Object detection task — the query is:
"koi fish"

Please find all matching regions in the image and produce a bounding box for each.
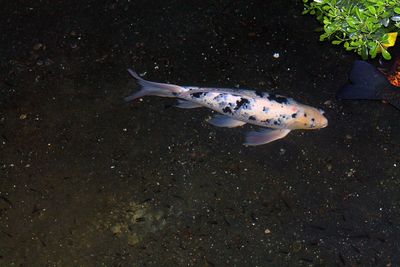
[380,56,400,87]
[125,69,328,146]
[337,60,400,110]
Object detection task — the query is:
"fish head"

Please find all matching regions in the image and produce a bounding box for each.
[288,105,328,130]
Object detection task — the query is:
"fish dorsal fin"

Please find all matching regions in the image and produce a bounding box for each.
[337,60,389,100]
[349,60,388,87]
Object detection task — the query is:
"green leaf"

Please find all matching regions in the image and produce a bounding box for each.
[302,0,399,60]
[381,48,392,60]
[361,47,368,59]
[369,43,378,58]
[355,8,364,20]
[367,6,376,15]
[346,17,357,28]
[380,33,389,44]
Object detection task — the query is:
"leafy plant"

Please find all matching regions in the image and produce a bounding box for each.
[303,0,400,60]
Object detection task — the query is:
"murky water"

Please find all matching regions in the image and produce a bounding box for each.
[1,0,400,266]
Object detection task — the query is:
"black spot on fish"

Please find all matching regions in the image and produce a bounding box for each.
[267,94,289,104]
[172,92,178,96]
[263,107,269,112]
[192,92,204,98]
[249,116,256,120]
[311,118,315,122]
[273,120,279,125]
[255,90,264,97]
[222,106,233,114]
[304,113,307,117]
[291,113,297,118]
[234,98,250,111]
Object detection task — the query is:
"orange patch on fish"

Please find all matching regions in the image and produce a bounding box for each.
[381,58,400,87]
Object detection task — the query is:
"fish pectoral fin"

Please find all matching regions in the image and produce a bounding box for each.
[207,115,246,128]
[175,99,203,109]
[244,128,291,146]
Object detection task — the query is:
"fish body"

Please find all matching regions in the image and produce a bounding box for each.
[337,60,400,110]
[381,57,400,87]
[125,69,328,146]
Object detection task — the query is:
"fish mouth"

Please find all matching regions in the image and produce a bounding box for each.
[321,119,328,128]
[318,117,328,128]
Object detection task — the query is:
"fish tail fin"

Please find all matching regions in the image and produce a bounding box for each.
[337,60,391,101]
[124,69,183,101]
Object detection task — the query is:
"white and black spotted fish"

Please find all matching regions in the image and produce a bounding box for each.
[125,69,328,146]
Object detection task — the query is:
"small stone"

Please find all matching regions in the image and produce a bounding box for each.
[44,58,54,66]
[110,224,122,235]
[324,100,332,106]
[19,114,27,120]
[273,52,280,58]
[127,233,140,246]
[293,241,302,252]
[264,229,271,234]
[346,168,356,177]
[326,163,332,171]
[33,43,43,50]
